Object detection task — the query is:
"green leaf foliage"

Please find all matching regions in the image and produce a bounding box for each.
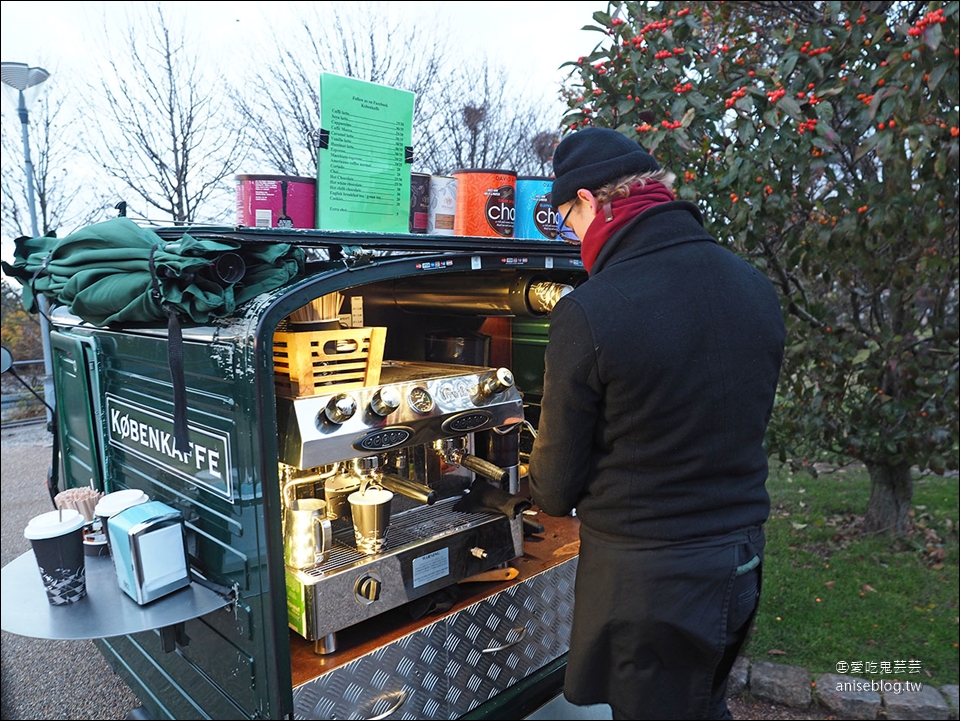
[561,2,959,477]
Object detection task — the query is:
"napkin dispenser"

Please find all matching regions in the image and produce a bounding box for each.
[108,500,190,605]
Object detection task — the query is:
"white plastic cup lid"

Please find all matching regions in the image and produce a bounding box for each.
[94,489,149,518]
[24,509,86,540]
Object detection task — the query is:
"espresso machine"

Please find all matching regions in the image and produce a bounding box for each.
[276,360,525,654]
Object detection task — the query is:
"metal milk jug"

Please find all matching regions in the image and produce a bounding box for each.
[283,498,333,569]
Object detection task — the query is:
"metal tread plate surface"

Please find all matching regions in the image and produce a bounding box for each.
[291,556,578,720]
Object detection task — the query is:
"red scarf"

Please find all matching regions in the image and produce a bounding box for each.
[580,181,676,273]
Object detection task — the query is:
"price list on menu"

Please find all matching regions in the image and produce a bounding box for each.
[317,73,415,232]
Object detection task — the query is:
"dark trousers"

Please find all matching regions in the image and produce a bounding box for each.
[566,526,764,720]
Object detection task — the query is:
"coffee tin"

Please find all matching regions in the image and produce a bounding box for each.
[236,175,316,229]
[427,175,457,235]
[452,169,516,237]
[514,176,556,240]
[409,173,430,234]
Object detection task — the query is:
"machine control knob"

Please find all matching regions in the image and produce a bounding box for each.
[370,386,401,417]
[470,547,489,559]
[357,575,382,601]
[324,393,357,424]
[476,368,515,402]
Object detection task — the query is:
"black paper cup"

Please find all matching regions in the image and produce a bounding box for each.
[24,509,87,605]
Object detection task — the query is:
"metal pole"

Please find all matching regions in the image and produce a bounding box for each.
[16,88,56,425]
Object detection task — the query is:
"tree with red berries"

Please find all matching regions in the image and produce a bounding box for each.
[560,1,959,536]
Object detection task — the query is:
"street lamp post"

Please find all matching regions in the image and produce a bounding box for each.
[1,62,55,425]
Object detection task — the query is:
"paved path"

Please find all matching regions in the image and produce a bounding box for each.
[0,423,139,720]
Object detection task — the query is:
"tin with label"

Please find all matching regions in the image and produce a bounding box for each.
[452,169,516,237]
[236,175,316,229]
[409,173,430,234]
[514,177,556,240]
[427,175,457,235]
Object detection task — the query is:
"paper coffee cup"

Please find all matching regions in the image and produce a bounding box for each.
[24,509,87,605]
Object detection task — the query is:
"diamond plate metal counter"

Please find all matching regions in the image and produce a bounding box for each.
[292,555,578,720]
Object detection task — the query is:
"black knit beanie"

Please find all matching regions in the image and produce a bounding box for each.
[551,127,660,208]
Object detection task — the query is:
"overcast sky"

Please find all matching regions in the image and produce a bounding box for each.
[1,1,606,259]
[1,1,606,96]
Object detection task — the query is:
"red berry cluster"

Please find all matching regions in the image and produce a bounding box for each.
[673,82,694,94]
[725,86,748,108]
[654,49,674,59]
[638,19,674,35]
[844,13,868,29]
[797,118,818,135]
[796,83,824,106]
[908,7,946,36]
[798,41,832,56]
[661,119,683,129]
[767,88,786,103]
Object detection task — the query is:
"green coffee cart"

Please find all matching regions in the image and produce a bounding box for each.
[7,225,588,720]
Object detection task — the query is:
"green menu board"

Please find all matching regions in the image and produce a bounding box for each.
[317,73,415,232]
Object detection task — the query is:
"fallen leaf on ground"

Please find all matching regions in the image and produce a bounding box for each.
[861,584,877,593]
[768,649,788,656]
[824,581,835,589]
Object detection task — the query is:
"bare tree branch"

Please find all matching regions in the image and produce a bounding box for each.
[230,2,449,177]
[229,2,563,179]
[2,87,100,245]
[77,3,247,223]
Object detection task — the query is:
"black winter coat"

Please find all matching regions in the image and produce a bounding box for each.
[529,201,785,543]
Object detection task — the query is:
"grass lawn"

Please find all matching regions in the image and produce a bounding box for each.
[744,462,959,687]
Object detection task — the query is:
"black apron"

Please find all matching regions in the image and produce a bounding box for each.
[564,524,764,720]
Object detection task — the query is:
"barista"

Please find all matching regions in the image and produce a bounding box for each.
[528,127,785,720]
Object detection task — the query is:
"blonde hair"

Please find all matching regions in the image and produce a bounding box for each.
[593,169,677,205]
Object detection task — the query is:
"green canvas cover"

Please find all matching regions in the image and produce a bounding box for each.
[1,217,304,326]
[2,217,305,454]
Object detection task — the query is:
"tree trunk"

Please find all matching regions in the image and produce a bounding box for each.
[864,461,913,536]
